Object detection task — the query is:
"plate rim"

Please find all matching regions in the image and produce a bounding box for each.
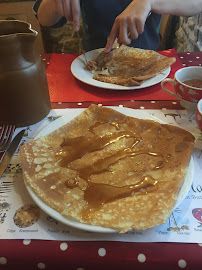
[26,107,194,233]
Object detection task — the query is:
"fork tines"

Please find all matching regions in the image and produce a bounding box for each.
[82,49,88,65]
[95,50,106,64]
[0,125,16,152]
[95,44,121,64]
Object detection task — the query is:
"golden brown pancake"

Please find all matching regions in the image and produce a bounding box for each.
[86,45,176,86]
[20,105,195,232]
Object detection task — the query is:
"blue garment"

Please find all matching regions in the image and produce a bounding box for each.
[33,0,161,51]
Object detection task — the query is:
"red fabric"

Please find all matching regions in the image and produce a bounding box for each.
[46,49,182,103]
[177,51,202,67]
[1,240,202,270]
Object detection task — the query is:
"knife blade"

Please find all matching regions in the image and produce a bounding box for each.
[0,129,25,178]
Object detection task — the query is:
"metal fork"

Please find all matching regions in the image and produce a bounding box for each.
[0,125,16,152]
[95,11,152,64]
[75,30,88,65]
[95,45,120,64]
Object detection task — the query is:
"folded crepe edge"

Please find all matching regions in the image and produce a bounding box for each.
[85,46,176,86]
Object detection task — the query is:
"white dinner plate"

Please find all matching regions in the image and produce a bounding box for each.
[26,107,194,233]
[71,48,171,90]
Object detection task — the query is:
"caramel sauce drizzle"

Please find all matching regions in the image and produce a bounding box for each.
[56,123,141,166]
[55,120,167,215]
[83,176,157,210]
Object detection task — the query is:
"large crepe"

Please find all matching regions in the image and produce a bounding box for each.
[86,45,176,86]
[20,105,195,233]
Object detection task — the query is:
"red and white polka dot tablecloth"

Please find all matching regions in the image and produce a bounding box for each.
[0,51,202,270]
[1,240,202,270]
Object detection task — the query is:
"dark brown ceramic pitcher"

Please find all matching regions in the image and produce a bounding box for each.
[0,20,51,127]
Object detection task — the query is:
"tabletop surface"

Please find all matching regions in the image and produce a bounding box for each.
[0,50,202,270]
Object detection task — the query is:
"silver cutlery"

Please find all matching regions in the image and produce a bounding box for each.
[0,129,25,178]
[75,30,88,64]
[95,11,152,64]
[0,125,15,152]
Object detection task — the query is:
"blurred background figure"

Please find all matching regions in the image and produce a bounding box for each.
[175,14,202,52]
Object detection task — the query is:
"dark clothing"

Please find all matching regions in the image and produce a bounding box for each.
[33,0,161,51]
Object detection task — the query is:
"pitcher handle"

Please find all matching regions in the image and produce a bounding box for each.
[161,78,177,98]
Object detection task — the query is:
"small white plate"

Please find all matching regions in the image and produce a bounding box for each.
[71,48,171,90]
[26,107,194,233]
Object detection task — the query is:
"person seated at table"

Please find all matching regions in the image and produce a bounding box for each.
[33,0,202,53]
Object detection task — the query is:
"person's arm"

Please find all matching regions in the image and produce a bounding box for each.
[105,0,202,52]
[37,0,81,31]
[151,0,202,16]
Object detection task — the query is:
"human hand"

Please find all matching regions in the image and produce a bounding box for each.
[105,0,152,52]
[55,0,81,31]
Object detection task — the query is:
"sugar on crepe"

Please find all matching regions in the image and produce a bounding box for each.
[20,105,194,233]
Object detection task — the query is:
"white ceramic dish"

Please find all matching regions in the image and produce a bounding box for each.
[26,107,194,233]
[71,48,171,90]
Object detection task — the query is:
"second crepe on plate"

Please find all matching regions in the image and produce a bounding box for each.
[86,45,176,86]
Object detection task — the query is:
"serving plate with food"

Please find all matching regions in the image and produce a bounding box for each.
[71,46,175,90]
[20,105,195,233]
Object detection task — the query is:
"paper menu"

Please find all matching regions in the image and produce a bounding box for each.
[0,108,201,243]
